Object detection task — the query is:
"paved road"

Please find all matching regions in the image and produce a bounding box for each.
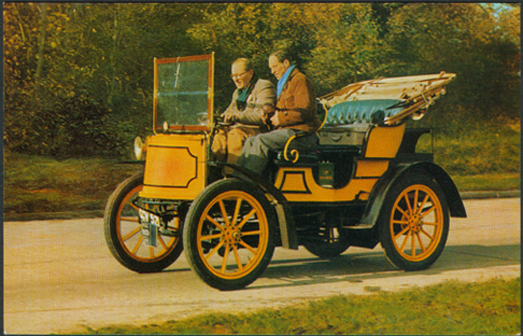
[4,198,520,334]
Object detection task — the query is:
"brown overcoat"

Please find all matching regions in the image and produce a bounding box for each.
[275,68,321,133]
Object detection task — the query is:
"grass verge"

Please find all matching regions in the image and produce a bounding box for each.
[452,174,520,192]
[71,277,520,335]
[4,153,143,215]
[417,120,520,177]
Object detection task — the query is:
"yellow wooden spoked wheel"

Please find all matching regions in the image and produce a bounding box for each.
[104,172,183,273]
[379,173,449,271]
[390,185,444,261]
[184,179,276,290]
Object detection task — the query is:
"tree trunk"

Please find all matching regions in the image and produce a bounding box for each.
[35,3,47,92]
[108,4,120,109]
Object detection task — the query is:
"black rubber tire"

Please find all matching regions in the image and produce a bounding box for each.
[303,226,350,259]
[183,178,276,290]
[378,172,449,271]
[104,172,183,273]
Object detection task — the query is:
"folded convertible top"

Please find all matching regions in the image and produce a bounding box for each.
[319,72,456,125]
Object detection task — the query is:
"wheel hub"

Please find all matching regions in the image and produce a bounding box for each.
[408,214,423,233]
[232,231,242,241]
[222,225,241,244]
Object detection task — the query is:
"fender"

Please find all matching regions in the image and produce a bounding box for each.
[211,162,299,250]
[358,162,467,229]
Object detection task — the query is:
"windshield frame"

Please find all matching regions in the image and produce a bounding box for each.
[153,53,214,133]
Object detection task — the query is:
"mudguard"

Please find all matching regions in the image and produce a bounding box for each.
[211,162,299,250]
[358,162,467,229]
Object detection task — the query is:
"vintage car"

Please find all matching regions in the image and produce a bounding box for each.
[104,53,467,290]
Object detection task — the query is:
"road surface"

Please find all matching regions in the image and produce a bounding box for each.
[4,198,520,334]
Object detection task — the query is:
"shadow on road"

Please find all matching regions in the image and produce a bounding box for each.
[249,244,520,290]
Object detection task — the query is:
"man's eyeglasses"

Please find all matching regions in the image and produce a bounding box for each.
[230,71,247,79]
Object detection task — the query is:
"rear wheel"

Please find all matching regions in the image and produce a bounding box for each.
[379,172,449,271]
[183,179,276,290]
[104,172,183,273]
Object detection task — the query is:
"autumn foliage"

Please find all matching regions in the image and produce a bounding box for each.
[4,3,520,157]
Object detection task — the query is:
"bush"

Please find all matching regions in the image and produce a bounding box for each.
[5,96,136,158]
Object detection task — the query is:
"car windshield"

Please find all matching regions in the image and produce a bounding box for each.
[154,54,214,131]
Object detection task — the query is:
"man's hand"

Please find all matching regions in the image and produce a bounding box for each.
[262,104,276,126]
[221,112,237,124]
[270,111,281,128]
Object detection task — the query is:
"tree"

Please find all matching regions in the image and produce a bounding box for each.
[4,3,208,156]
[4,3,520,158]
[302,3,389,95]
[382,3,520,121]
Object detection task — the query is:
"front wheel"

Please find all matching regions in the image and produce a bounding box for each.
[378,172,449,271]
[104,172,183,273]
[183,179,276,290]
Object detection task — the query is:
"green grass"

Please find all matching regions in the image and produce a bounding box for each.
[453,173,520,192]
[71,277,520,335]
[417,121,520,176]
[3,153,143,215]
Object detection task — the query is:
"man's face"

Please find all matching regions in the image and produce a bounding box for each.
[269,56,290,80]
[231,62,253,89]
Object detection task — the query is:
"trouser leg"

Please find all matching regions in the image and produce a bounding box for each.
[236,134,275,175]
[237,128,318,176]
[227,127,259,165]
[210,127,228,162]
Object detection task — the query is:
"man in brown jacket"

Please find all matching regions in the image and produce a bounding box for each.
[235,49,321,176]
[212,58,276,166]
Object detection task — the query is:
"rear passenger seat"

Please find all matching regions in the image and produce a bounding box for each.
[318,99,405,146]
[274,99,407,166]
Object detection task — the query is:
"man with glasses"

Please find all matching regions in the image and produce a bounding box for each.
[211,58,276,167]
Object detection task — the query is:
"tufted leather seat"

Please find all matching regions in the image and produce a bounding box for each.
[274,99,406,166]
[324,99,405,125]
